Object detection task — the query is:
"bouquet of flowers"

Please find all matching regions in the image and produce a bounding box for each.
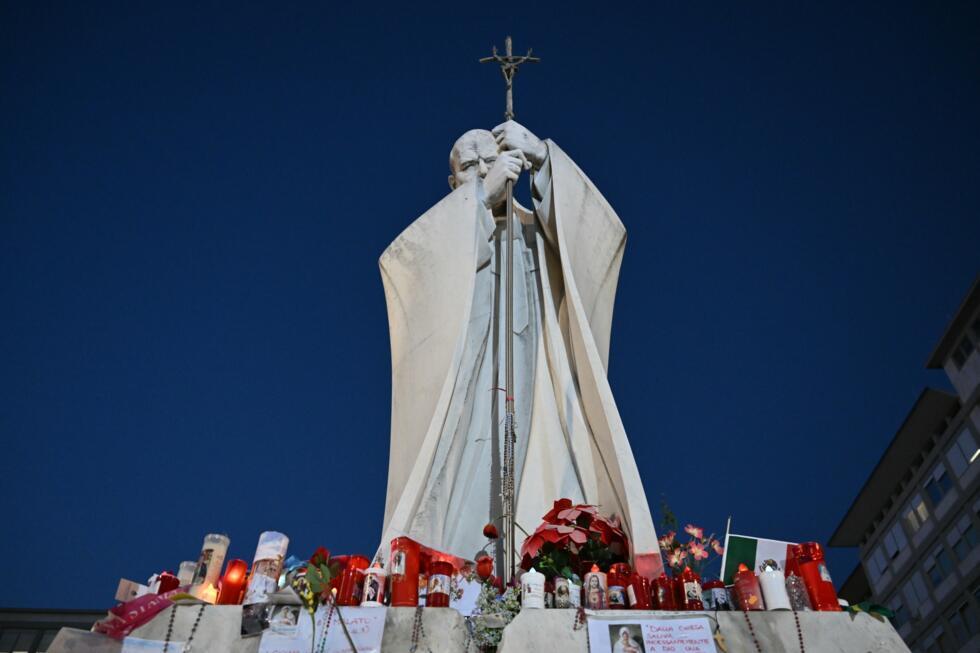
[658,524,724,575]
[520,498,630,577]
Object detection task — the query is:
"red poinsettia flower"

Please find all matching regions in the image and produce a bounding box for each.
[310,546,330,567]
[483,523,499,539]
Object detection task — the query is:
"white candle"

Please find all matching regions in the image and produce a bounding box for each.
[190,533,229,600]
[759,568,791,610]
[177,561,197,586]
[243,531,289,605]
[521,567,545,609]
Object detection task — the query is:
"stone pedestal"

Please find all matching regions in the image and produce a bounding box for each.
[498,609,911,653]
[49,606,908,652]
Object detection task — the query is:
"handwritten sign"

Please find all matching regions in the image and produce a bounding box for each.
[586,616,717,653]
[259,605,386,653]
[121,636,184,653]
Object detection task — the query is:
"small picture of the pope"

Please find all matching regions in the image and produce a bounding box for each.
[608,625,644,653]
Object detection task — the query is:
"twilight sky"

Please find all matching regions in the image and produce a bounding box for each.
[1,1,978,608]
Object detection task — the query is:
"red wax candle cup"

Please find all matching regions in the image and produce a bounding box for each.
[627,573,653,609]
[426,560,453,608]
[156,571,180,595]
[390,537,421,607]
[336,556,370,606]
[674,567,703,611]
[733,564,764,611]
[794,543,841,611]
[607,563,630,609]
[216,559,248,605]
[652,573,675,610]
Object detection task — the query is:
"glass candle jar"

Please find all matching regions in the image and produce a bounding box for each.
[337,556,371,606]
[584,565,608,609]
[389,537,420,607]
[607,563,630,610]
[243,531,289,605]
[733,564,764,611]
[652,573,675,610]
[627,573,653,609]
[191,533,230,600]
[674,567,703,611]
[426,561,454,608]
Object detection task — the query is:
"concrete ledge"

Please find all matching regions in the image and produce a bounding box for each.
[49,605,908,652]
[498,609,911,653]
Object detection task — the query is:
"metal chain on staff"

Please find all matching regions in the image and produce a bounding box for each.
[480,35,539,585]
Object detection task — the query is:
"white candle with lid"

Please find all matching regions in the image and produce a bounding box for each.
[758,559,791,610]
[521,567,545,609]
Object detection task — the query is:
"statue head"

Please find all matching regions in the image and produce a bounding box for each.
[448,129,498,190]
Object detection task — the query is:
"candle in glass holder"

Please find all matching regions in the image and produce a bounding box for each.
[389,537,420,607]
[425,560,453,608]
[627,573,653,609]
[607,563,630,609]
[520,568,545,609]
[191,533,230,599]
[361,558,387,607]
[337,556,370,606]
[217,559,248,605]
[733,564,764,610]
[177,561,197,587]
[758,560,791,610]
[243,531,289,605]
[584,565,607,609]
[674,566,703,611]
[652,573,675,610]
[156,572,180,595]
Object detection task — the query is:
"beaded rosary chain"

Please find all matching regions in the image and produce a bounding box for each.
[742,607,806,653]
[162,604,205,653]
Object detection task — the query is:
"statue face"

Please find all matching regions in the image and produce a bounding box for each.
[449,129,498,189]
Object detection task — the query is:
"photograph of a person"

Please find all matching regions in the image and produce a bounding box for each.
[608,625,645,653]
[364,575,381,602]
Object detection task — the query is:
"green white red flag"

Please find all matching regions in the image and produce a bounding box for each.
[720,533,796,585]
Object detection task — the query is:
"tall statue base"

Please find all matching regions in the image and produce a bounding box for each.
[49,606,909,652]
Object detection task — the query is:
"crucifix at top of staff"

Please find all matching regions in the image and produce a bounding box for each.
[480,36,539,585]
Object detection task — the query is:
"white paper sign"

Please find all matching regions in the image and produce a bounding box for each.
[121,637,185,653]
[258,605,386,653]
[450,578,483,616]
[586,616,717,653]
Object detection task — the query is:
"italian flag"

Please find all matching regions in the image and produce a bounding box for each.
[721,533,796,585]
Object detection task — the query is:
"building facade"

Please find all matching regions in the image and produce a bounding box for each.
[831,278,980,653]
[0,609,102,653]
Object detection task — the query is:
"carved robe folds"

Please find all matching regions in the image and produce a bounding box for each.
[378,140,661,574]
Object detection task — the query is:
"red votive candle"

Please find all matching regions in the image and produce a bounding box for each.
[389,537,421,607]
[426,560,453,608]
[674,567,704,611]
[336,555,370,606]
[627,573,653,609]
[795,543,841,612]
[652,573,675,610]
[216,559,248,605]
[733,564,764,611]
[156,571,180,595]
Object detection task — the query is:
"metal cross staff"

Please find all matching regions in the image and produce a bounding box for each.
[480,36,539,584]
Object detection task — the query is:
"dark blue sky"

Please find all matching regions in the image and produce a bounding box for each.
[2,2,978,608]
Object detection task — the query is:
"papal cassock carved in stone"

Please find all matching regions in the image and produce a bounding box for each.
[378,121,660,572]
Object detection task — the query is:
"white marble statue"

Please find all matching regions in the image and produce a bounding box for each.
[378,121,661,574]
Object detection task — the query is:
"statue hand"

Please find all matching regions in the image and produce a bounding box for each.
[483,149,528,210]
[493,120,547,169]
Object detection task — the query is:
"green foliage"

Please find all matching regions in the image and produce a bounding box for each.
[305,562,340,596]
[659,495,678,533]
